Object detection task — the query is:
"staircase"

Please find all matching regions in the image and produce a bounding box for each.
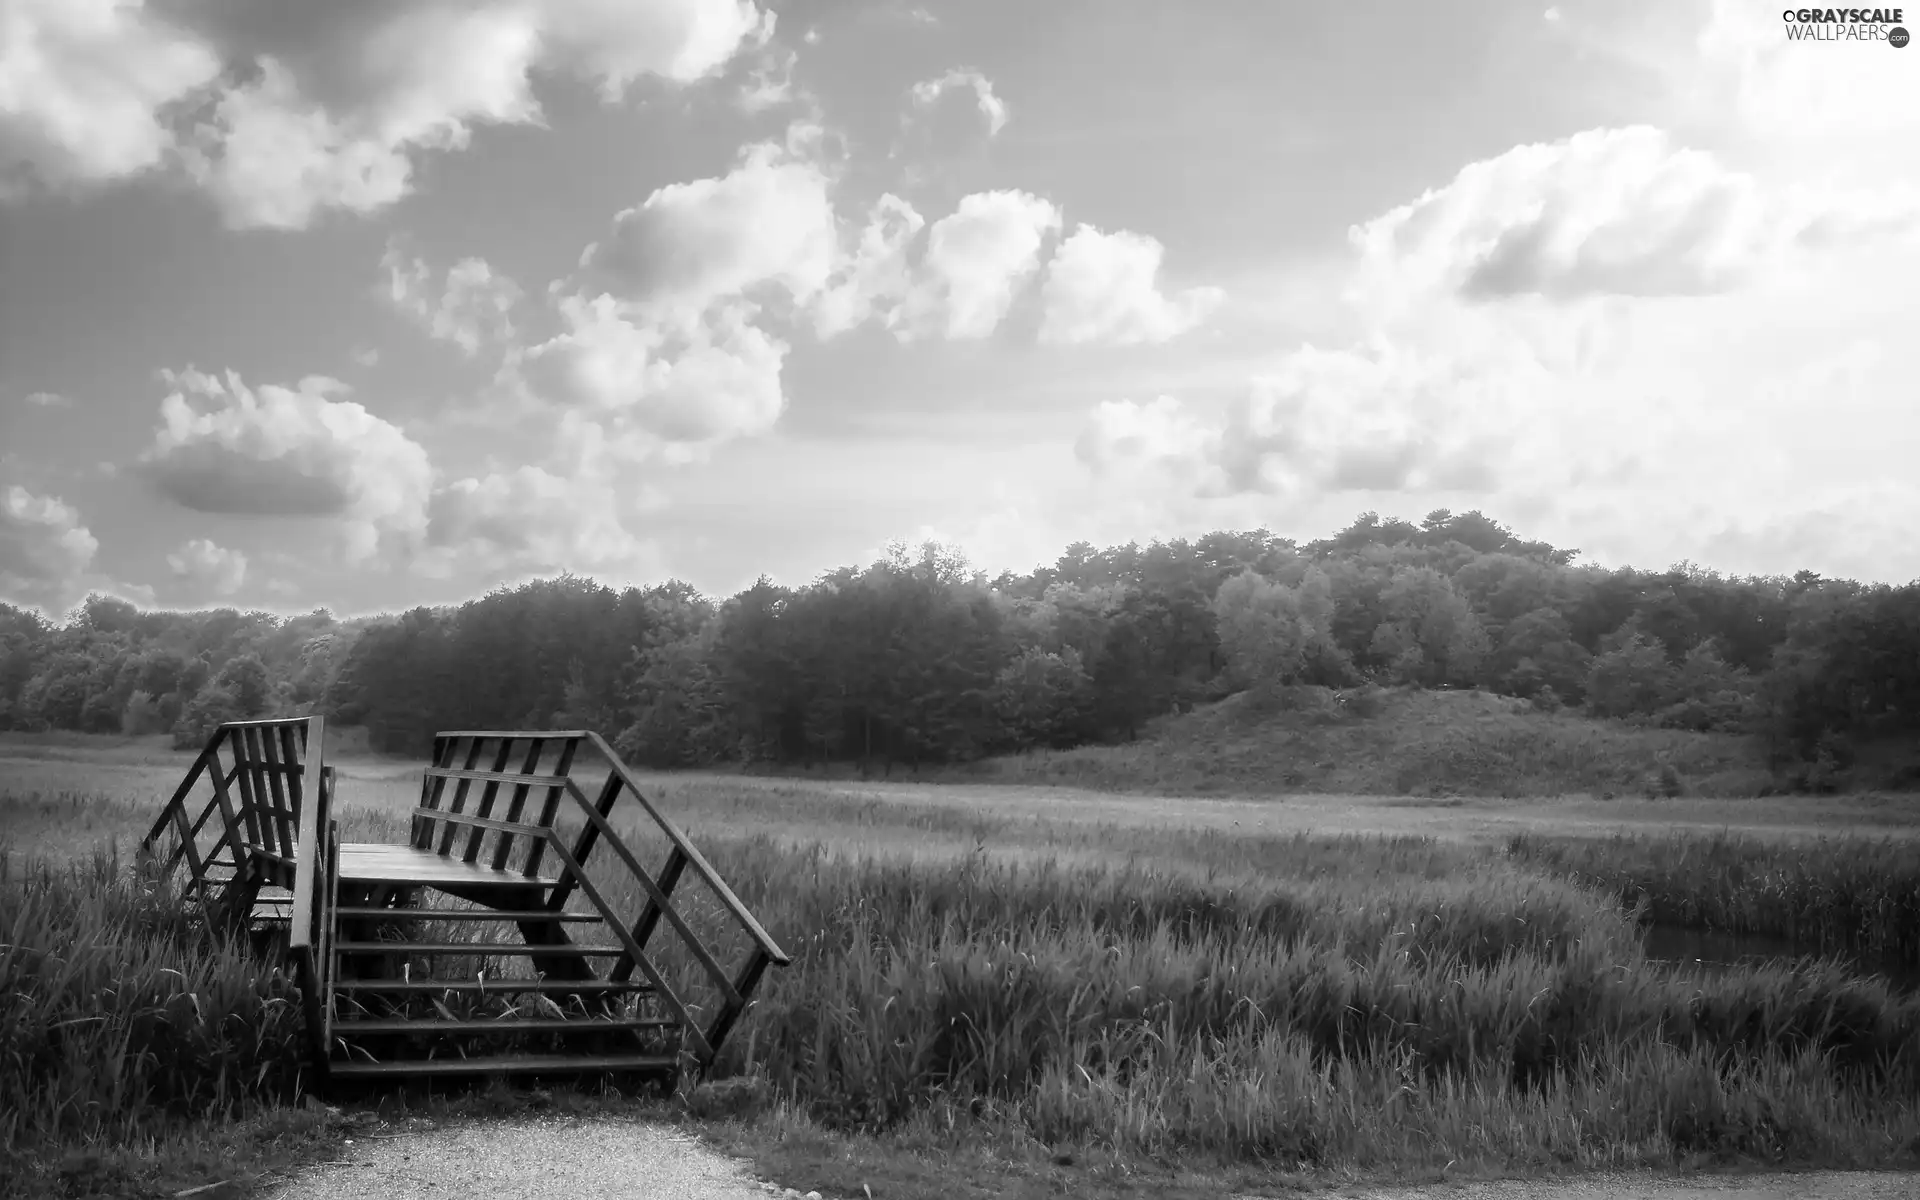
[142,719,789,1091]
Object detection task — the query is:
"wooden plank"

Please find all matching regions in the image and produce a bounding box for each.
[459,736,522,864]
[614,846,687,982]
[331,1017,676,1036]
[521,739,579,880]
[142,738,218,850]
[585,733,790,967]
[497,736,572,872]
[428,735,487,854]
[257,726,295,862]
[540,834,713,1061]
[436,729,592,740]
[333,906,598,923]
[559,779,740,1009]
[332,941,628,956]
[289,715,327,956]
[229,729,267,865]
[422,766,576,789]
[336,844,559,889]
[545,771,619,913]
[331,978,654,996]
[327,1054,677,1079]
[703,948,772,1064]
[408,808,549,839]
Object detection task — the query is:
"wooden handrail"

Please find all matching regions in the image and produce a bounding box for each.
[584,733,791,967]
[288,715,328,956]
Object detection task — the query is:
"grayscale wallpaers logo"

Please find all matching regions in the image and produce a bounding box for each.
[1781,7,1909,42]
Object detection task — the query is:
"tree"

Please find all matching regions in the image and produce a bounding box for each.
[1584,632,1677,719]
[1368,567,1490,686]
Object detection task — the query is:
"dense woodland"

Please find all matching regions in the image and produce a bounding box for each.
[2,510,1916,785]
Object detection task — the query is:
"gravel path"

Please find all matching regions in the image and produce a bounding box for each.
[259,1117,1918,1200]
[261,1117,782,1200]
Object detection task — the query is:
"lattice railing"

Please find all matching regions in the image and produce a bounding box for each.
[411,730,791,1068]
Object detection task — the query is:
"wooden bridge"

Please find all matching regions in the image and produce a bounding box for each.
[139,716,789,1091]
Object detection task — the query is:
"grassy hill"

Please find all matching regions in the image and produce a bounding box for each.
[968,686,1790,799]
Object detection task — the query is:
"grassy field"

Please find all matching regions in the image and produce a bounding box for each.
[4,729,1920,1197]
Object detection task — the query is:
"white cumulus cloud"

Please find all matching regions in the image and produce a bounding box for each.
[0,484,99,613]
[1040,224,1223,346]
[383,241,523,356]
[4,0,773,226]
[139,367,433,563]
[576,139,837,323]
[899,189,1060,340]
[522,294,788,462]
[909,68,1007,136]
[0,0,221,195]
[1351,125,1920,311]
[166,537,247,595]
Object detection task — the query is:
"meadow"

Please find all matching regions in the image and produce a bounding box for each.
[4,730,1920,1196]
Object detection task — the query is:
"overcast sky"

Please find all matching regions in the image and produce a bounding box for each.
[1,0,1916,619]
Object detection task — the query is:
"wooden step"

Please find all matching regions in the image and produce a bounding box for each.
[327,1053,678,1079]
[334,941,626,956]
[331,979,654,996]
[335,907,598,923]
[331,1016,677,1036]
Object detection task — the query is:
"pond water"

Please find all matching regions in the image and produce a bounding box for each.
[1642,924,1920,993]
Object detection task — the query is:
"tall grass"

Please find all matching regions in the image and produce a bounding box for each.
[674,833,1920,1167]
[0,847,308,1150]
[1506,831,1920,967]
[7,797,1920,1175]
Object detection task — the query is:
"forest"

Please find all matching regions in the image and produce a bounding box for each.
[2,509,1916,787]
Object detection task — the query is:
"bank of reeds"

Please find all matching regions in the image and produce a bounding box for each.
[6,827,1919,1175]
[1505,830,1920,967]
[0,847,308,1151]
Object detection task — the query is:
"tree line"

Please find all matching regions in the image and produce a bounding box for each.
[2,510,1915,785]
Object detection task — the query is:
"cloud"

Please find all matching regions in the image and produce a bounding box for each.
[1039,224,1224,346]
[1350,125,1920,311]
[0,484,99,612]
[423,413,662,581]
[899,189,1060,340]
[736,44,798,114]
[0,0,221,195]
[166,537,247,595]
[1699,480,1920,585]
[576,139,836,322]
[138,367,433,562]
[521,293,787,461]
[22,391,70,406]
[813,192,925,338]
[382,240,522,356]
[1074,396,1223,490]
[6,0,774,226]
[909,68,1008,137]
[1076,339,1551,503]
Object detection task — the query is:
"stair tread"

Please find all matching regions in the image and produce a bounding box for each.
[334,941,626,956]
[328,1053,679,1078]
[332,979,654,994]
[334,907,598,922]
[331,1016,677,1035]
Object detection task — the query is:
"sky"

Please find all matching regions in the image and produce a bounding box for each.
[1,0,1917,620]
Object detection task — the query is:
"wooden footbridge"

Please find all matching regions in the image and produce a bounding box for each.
[139,716,789,1092]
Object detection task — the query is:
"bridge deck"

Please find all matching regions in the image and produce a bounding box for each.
[337,843,560,890]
